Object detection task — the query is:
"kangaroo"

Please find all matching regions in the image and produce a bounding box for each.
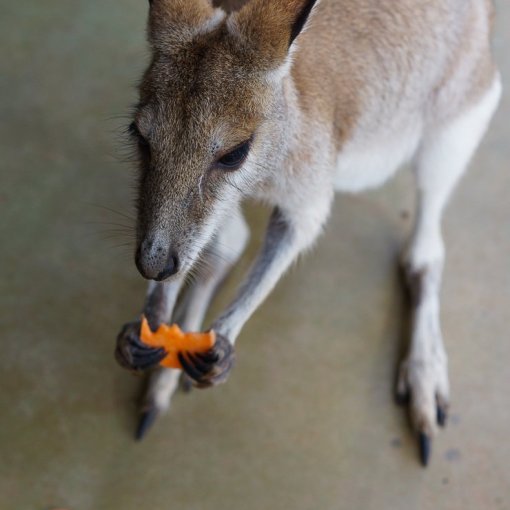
[115,0,501,465]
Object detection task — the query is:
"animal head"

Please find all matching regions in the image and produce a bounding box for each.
[130,0,319,281]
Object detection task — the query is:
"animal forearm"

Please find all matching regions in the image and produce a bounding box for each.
[143,280,183,330]
[212,207,315,342]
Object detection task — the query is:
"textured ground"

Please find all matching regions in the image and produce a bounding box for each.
[1,1,509,509]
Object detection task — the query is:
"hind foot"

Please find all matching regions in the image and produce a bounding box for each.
[396,354,450,465]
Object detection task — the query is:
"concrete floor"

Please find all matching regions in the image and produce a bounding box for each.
[1,1,509,509]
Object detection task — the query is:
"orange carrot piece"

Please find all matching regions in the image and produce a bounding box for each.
[139,315,216,369]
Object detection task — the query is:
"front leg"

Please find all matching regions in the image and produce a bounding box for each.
[180,200,332,387]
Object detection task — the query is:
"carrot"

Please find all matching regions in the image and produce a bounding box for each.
[139,315,216,369]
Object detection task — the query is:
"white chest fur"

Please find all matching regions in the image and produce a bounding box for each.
[334,122,423,193]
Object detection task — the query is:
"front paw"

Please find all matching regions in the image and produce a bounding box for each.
[115,320,166,372]
[177,333,235,388]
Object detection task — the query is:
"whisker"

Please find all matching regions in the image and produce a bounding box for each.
[83,203,136,222]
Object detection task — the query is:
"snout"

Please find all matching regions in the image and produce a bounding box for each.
[135,236,180,281]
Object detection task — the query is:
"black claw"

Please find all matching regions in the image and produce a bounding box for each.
[132,348,166,370]
[437,406,447,427]
[395,391,410,406]
[136,407,159,441]
[187,352,211,374]
[195,350,220,364]
[180,373,193,393]
[129,344,164,356]
[419,432,431,467]
[178,352,204,382]
[128,335,149,347]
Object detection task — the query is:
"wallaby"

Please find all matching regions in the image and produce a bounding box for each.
[115,0,501,465]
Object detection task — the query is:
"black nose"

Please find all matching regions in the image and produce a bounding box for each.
[135,237,180,281]
[154,254,179,281]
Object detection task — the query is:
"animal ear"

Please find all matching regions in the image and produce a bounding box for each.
[228,0,320,64]
[148,0,220,50]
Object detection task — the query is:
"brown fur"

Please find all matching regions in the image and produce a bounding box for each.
[131,0,497,283]
[213,0,247,12]
[120,0,500,455]
[291,0,497,147]
[134,0,321,273]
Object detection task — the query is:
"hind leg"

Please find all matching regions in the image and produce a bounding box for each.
[397,76,501,465]
[137,210,250,438]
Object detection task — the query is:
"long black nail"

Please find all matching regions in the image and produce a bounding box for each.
[419,432,431,467]
[136,407,158,441]
[178,352,204,382]
[187,352,210,374]
[180,374,194,393]
[195,350,220,364]
[130,344,165,356]
[437,406,447,427]
[133,349,166,369]
[395,391,410,406]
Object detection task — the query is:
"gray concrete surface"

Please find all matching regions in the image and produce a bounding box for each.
[0,1,509,509]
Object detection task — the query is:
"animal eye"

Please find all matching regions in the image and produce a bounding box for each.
[216,139,251,170]
[128,121,150,148]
